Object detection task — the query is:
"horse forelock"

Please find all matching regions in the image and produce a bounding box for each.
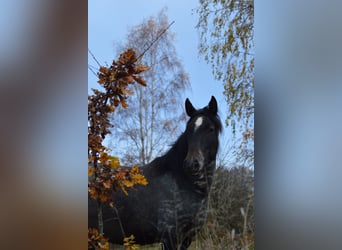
[187,108,222,134]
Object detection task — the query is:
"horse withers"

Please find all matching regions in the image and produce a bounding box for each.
[88,96,222,250]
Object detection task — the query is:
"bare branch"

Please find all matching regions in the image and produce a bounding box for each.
[137,21,175,61]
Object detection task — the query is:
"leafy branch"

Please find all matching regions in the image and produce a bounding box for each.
[88,49,149,249]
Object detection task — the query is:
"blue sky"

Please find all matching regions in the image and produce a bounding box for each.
[88,0,234,164]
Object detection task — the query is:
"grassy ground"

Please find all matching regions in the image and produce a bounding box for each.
[110,240,248,250]
[110,242,198,250]
[110,237,254,250]
[110,243,163,250]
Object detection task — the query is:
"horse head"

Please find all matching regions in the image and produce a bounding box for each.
[183,96,222,192]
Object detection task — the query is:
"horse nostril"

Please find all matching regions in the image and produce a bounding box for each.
[184,159,200,171]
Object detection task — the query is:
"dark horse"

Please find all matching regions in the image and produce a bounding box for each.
[89,96,222,250]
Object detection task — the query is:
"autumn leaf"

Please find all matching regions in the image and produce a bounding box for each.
[108,156,120,168]
[119,49,137,64]
[100,194,108,203]
[88,167,96,177]
[133,76,147,86]
[98,76,106,84]
[123,235,140,250]
[135,64,150,74]
[114,98,120,107]
[124,75,134,84]
[121,187,129,196]
[133,173,148,186]
[122,88,134,95]
[88,228,110,250]
[103,180,111,189]
[88,156,95,163]
[88,228,99,240]
[130,166,139,174]
[123,179,134,188]
[121,99,129,108]
[98,241,109,250]
[89,187,98,199]
[108,105,115,113]
[109,74,115,82]
[99,66,109,74]
[99,152,110,164]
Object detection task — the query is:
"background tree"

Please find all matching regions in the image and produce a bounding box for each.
[196,0,254,166]
[195,2,254,247]
[110,8,190,165]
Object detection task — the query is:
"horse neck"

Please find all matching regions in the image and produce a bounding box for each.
[163,132,188,170]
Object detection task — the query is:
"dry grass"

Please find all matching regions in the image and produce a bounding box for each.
[109,166,254,250]
[188,230,254,250]
[187,166,254,250]
[110,243,163,250]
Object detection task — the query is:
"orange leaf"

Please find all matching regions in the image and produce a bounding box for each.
[121,99,128,108]
[122,88,134,95]
[131,166,139,174]
[133,76,147,86]
[103,180,111,189]
[88,167,96,177]
[114,98,120,107]
[133,173,148,186]
[98,241,109,249]
[97,77,106,84]
[100,194,108,202]
[121,187,128,196]
[109,74,115,82]
[99,66,109,74]
[88,156,95,163]
[135,64,150,74]
[124,76,134,84]
[108,105,115,113]
[119,49,137,64]
[123,179,134,188]
[108,156,120,168]
[99,152,109,164]
[89,187,98,199]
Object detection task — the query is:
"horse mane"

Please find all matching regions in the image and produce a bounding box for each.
[144,132,187,177]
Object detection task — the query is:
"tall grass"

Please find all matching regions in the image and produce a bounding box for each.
[189,166,254,250]
[110,166,254,250]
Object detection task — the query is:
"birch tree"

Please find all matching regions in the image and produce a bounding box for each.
[110,8,190,165]
[196,0,254,166]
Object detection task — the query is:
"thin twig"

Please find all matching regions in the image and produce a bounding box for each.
[111,206,127,239]
[137,21,175,61]
[88,65,98,77]
[88,48,102,67]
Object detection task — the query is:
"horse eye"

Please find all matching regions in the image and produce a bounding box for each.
[209,126,215,133]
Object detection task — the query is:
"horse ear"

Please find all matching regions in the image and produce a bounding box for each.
[185,98,196,116]
[208,96,218,114]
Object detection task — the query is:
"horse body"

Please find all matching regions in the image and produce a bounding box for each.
[89,96,222,250]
